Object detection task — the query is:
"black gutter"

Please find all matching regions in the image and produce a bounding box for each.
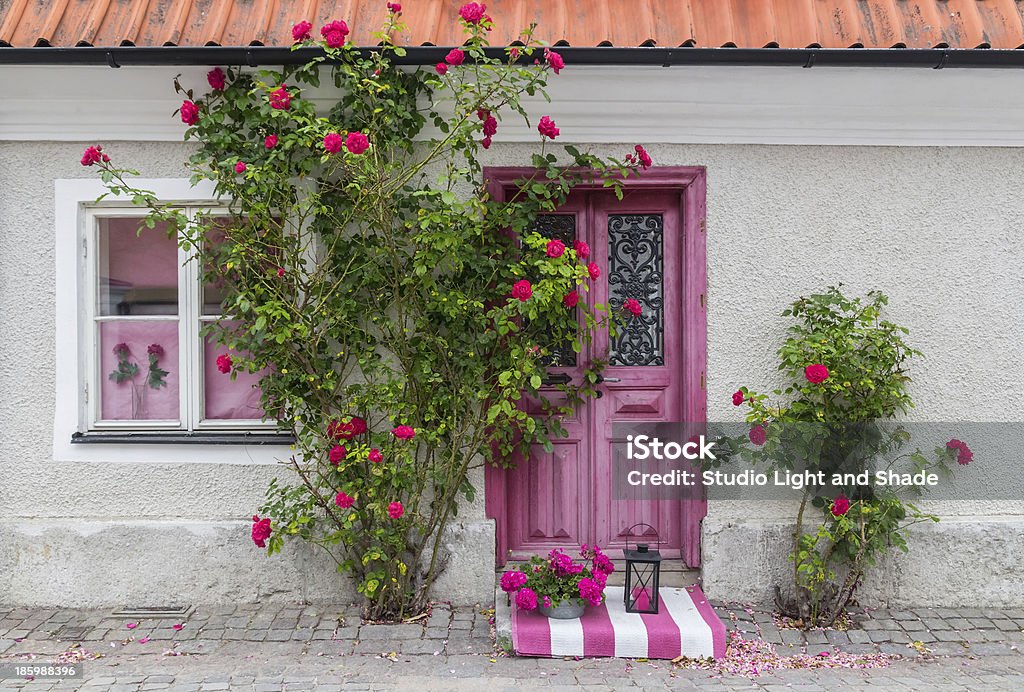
[1,45,1024,68]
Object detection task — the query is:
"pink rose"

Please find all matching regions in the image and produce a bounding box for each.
[946,439,974,465]
[445,49,465,66]
[573,240,590,259]
[388,501,404,519]
[435,63,449,75]
[804,364,830,384]
[515,587,538,611]
[634,144,652,169]
[216,354,233,374]
[80,145,109,166]
[329,445,346,465]
[587,262,600,280]
[269,85,291,110]
[321,20,350,48]
[147,343,164,357]
[732,390,744,406]
[392,425,415,440]
[563,290,579,308]
[328,417,366,440]
[323,132,343,154]
[264,134,278,149]
[546,239,565,258]
[459,2,487,24]
[251,515,271,548]
[346,131,370,155]
[511,279,532,301]
[277,267,285,277]
[748,424,767,446]
[481,137,492,149]
[537,115,560,139]
[545,49,565,74]
[387,2,402,12]
[335,492,355,509]
[830,492,851,517]
[234,161,247,174]
[207,67,226,91]
[623,298,642,317]
[292,21,313,42]
[113,342,130,356]
[368,448,383,463]
[180,100,199,125]
[478,109,498,137]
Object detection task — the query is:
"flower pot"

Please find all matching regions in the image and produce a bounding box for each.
[538,599,585,619]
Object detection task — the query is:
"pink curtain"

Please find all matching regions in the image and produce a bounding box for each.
[99,217,178,316]
[203,333,265,420]
[99,321,180,421]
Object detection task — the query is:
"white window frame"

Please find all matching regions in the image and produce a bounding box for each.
[54,178,286,464]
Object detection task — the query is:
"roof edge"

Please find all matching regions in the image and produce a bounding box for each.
[1,45,1023,69]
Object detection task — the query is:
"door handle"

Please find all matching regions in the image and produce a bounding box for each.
[595,375,621,384]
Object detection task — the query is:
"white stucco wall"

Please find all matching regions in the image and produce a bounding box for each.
[2,67,1023,608]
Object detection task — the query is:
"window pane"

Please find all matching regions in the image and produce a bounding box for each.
[203,332,265,420]
[99,321,180,421]
[534,214,578,367]
[608,214,665,366]
[98,217,178,316]
[201,217,235,316]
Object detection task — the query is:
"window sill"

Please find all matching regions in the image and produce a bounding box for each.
[71,430,295,445]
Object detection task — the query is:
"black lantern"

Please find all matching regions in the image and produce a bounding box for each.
[623,523,662,614]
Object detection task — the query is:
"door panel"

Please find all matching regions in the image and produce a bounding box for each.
[591,190,685,558]
[497,186,693,562]
[505,195,590,558]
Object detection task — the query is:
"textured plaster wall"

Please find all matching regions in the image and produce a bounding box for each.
[0,141,491,606]
[1,140,1022,607]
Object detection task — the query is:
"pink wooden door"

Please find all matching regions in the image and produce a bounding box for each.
[486,169,707,567]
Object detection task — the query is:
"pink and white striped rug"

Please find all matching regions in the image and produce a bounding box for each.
[511,585,726,660]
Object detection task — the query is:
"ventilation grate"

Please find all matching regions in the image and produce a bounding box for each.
[110,605,193,618]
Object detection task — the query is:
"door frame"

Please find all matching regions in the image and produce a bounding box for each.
[482,166,708,568]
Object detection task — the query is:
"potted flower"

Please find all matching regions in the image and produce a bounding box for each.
[501,545,614,619]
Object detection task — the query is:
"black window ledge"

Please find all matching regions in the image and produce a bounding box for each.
[71,430,295,445]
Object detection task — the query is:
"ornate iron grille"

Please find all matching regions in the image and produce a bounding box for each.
[533,214,578,367]
[608,214,664,366]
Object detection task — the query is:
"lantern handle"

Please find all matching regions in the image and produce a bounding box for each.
[624,523,660,552]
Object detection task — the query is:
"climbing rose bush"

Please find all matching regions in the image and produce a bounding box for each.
[715,287,971,628]
[87,5,648,619]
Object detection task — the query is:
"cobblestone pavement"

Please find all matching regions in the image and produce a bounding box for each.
[0,601,1021,690]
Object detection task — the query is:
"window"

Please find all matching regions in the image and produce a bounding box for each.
[85,207,270,433]
[53,179,288,462]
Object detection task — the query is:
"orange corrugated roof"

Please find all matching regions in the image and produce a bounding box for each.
[2,0,1024,50]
